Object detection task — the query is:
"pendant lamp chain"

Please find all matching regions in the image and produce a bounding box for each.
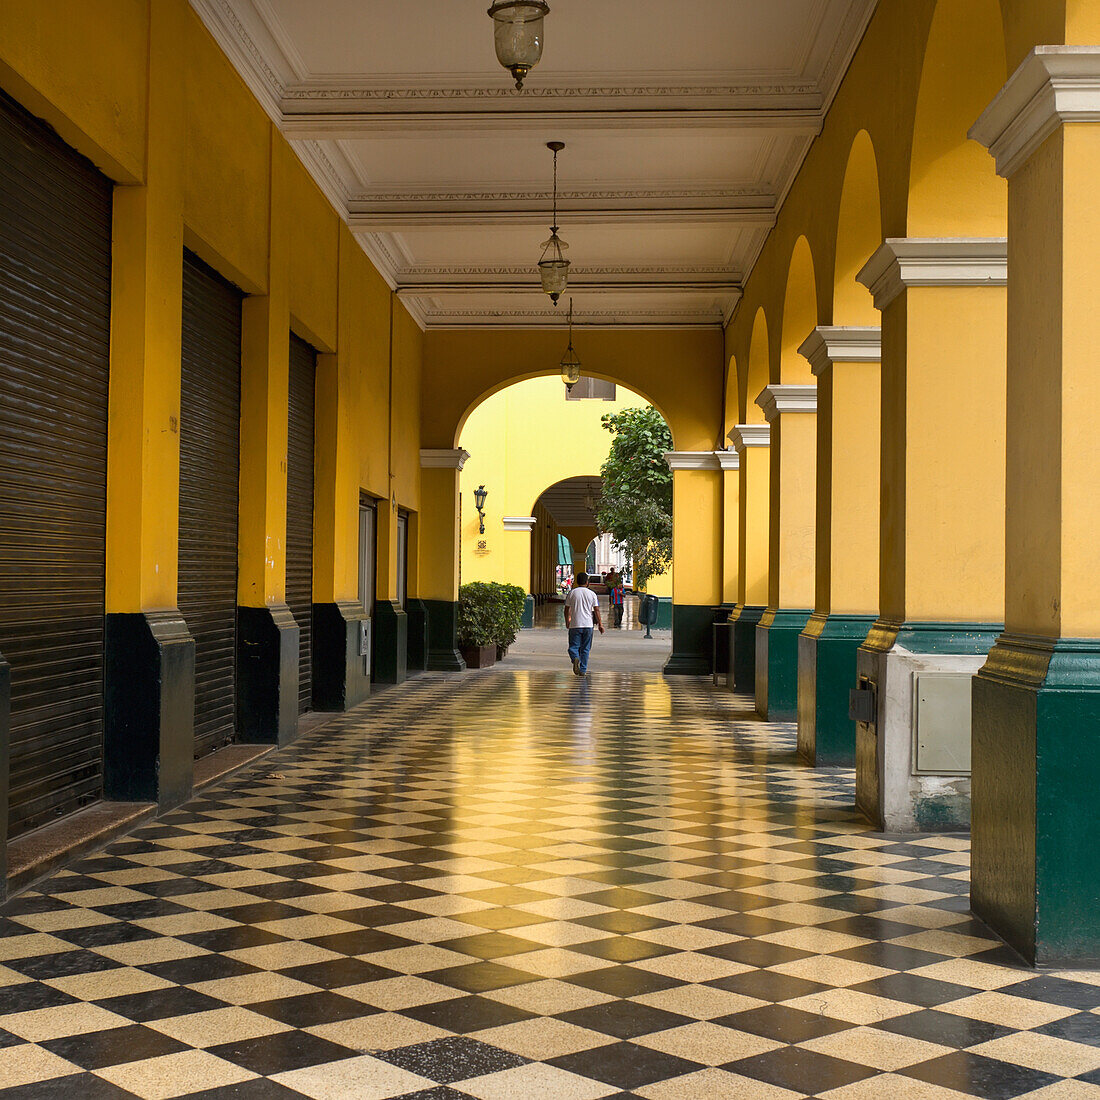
[538,141,570,304]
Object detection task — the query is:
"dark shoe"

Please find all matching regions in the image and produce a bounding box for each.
[571,657,580,674]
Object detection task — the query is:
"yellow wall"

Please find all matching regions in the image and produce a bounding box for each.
[0,0,423,617]
[457,377,650,592]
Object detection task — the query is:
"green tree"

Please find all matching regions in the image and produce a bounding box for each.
[596,405,673,589]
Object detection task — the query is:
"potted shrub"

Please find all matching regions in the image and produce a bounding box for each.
[457,582,497,668]
[492,583,527,660]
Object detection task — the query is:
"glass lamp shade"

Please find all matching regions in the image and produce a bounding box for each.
[488,1,549,89]
[539,231,570,303]
[560,344,582,388]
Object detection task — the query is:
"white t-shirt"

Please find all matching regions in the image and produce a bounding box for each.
[565,586,600,629]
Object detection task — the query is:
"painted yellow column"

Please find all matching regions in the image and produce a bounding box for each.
[753,387,817,719]
[106,0,185,614]
[500,516,537,592]
[664,454,721,675]
[237,127,289,610]
[796,327,881,764]
[853,239,1007,832]
[969,46,1100,965]
[727,424,769,693]
[718,449,740,605]
[419,449,467,670]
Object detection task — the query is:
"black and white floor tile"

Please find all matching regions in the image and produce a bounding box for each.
[0,670,1097,1098]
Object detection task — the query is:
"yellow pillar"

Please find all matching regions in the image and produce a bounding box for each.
[103,0,194,809]
[718,449,740,605]
[419,449,467,670]
[727,424,770,693]
[796,327,881,764]
[854,239,1007,831]
[754,386,817,719]
[969,46,1100,965]
[664,454,722,675]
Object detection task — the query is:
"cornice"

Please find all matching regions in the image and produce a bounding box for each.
[970,47,1100,178]
[755,385,817,423]
[502,516,537,532]
[420,448,470,470]
[856,238,1008,311]
[797,326,881,375]
[664,451,722,471]
[715,449,741,472]
[728,424,770,451]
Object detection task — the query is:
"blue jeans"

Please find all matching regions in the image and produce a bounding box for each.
[568,627,593,673]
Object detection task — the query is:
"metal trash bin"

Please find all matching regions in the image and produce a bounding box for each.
[638,594,660,639]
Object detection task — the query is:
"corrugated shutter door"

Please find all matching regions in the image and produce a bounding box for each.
[179,253,241,758]
[0,93,111,837]
[286,334,315,714]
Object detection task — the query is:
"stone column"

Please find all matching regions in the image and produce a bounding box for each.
[969,47,1100,965]
[726,425,769,693]
[502,516,538,627]
[853,239,1006,832]
[797,328,881,764]
[419,449,469,671]
[754,386,817,720]
[663,453,722,675]
[715,448,740,682]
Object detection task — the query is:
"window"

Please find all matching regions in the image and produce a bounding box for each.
[565,377,616,401]
[358,495,376,619]
[396,511,408,609]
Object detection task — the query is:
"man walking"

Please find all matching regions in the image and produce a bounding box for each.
[564,572,604,676]
[606,567,625,628]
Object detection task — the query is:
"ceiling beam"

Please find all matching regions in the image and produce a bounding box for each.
[348,204,776,229]
[394,279,741,296]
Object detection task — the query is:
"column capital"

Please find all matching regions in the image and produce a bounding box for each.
[502,516,537,531]
[664,450,721,471]
[798,326,881,376]
[755,384,817,424]
[970,47,1100,179]
[715,448,740,471]
[857,238,1007,311]
[420,448,470,470]
[728,423,770,451]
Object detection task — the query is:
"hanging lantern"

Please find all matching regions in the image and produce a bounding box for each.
[487,1,549,90]
[538,141,569,304]
[560,297,581,391]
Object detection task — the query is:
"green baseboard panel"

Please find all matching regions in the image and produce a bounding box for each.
[973,634,1100,967]
[728,605,764,694]
[756,608,812,720]
[655,596,673,630]
[521,595,534,629]
[424,600,466,671]
[372,600,408,685]
[797,612,875,766]
[664,604,714,676]
[406,599,429,672]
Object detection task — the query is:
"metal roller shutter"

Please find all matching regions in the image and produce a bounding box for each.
[0,93,111,837]
[287,334,315,714]
[179,253,242,759]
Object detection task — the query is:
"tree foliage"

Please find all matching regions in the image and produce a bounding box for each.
[596,406,673,589]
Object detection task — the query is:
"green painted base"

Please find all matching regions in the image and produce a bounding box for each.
[406,598,429,672]
[973,634,1100,967]
[521,595,534,629]
[664,604,714,676]
[312,601,371,711]
[236,604,299,747]
[655,596,673,630]
[712,605,734,681]
[728,605,764,694]
[424,599,465,671]
[797,613,875,766]
[756,608,812,720]
[373,600,408,685]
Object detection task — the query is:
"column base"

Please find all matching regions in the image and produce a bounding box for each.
[521,595,534,629]
[755,608,812,720]
[855,620,1000,832]
[728,605,765,694]
[312,601,370,711]
[104,611,195,812]
[373,600,408,685]
[406,598,430,672]
[973,634,1100,966]
[237,604,299,747]
[424,599,466,671]
[798,612,875,766]
[664,604,715,676]
[712,605,734,685]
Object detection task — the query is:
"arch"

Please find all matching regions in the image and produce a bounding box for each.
[834,131,882,325]
[909,0,1007,236]
[725,354,739,437]
[745,309,770,422]
[778,236,818,383]
[529,473,605,524]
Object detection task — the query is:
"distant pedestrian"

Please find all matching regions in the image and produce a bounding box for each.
[564,572,604,676]
[606,568,625,628]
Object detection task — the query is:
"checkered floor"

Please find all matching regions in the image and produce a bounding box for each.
[0,670,1097,1099]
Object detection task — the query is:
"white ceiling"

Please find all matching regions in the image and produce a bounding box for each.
[192,0,877,328]
[538,476,603,528]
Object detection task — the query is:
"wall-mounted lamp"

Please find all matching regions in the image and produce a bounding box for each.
[474,484,489,534]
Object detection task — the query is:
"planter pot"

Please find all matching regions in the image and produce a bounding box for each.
[460,644,497,669]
